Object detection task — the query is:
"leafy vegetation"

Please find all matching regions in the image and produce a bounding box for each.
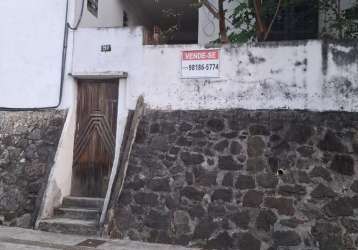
[228,0,358,43]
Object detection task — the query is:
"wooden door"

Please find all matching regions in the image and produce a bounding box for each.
[72,79,118,197]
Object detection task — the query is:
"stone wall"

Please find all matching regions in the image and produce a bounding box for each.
[109,109,358,250]
[0,110,66,228]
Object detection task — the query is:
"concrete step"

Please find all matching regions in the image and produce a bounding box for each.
[54,207,100,220]
[38,218,98,236]
[62,196,104,210]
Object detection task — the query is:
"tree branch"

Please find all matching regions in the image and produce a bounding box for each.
[218,0,229,43]
[253,0,266,41]
[264,0,282,41]
[202,0,220,19]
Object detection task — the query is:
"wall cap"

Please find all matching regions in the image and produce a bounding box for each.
[69,71,128,79]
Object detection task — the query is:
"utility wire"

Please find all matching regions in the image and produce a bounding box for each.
[68,0,85,30]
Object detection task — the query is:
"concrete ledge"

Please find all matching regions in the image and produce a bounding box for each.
[69,71,128,79]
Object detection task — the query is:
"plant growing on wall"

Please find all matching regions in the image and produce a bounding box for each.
[229,0,358,43]
[320,0,358,39]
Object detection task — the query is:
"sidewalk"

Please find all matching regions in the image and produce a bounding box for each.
[0,226,200,250]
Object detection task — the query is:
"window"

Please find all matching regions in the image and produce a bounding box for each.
[87,0,98,18]
[123,11,128,27]
[267,0,318,41]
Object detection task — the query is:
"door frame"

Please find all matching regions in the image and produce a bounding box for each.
[70,72,129,205]
[72,78,119,197]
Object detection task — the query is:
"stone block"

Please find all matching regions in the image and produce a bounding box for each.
[279,218,302,229]
[318,130,347,153]
[180,152,204,165]
[273,231,301,246]
[310,166,332,181]
[249,125,269,136]
[207,119,225,132]
[243,190,263,208]
[218,155,242,170]
[222,172,234,187]
[257,173,278,189]
[310,184,337,199]
[235,232,261,250]
[311,222,343,250]
[180,186,204,201]
[297,145,315,157]
[188,204,206,219]
[286,124,313,144]
[176,137,192,147]
[350,180,358,193]
[341,218,358,233]
[256,209,277,232]
[193,218,216,239]
[323,197,354,217]
[173,210,191,235]
[207,231,233,250]
[247,157,266,172]
[208,204,226,218]
[212,189,233,202]
[214,139,229,152]
[330,154,355,176]
[236,175,255,189]
[230,141,242,155]
[134,192,159,206]
[148,177,171,192]
[144,210,170,230]
[194,167,217,187]
[278,185,306,196]
[230,210,250,229]
[247,136,265,157]
[264,197,294,216]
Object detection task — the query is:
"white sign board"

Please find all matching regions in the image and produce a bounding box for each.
[181,49,220,78]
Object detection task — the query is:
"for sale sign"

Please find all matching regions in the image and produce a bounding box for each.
[181,49,220,78]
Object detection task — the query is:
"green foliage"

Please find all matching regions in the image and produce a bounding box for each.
[228,0,358,43]
[228,2,255,43]
[319,0,358,39]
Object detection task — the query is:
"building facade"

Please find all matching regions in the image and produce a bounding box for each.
[0,1,358,249]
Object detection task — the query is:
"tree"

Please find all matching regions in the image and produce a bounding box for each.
[153,0,229,44]
[320,0,358,39]
[194,0,229,43]
[229,0,358,43]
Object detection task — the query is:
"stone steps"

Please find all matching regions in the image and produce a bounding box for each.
[62,196,104,209]
[54,207,100,220]
[38,196,104,236]
[38,218,98,236]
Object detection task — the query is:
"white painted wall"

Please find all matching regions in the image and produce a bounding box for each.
[36,102,77,224]
[72,27,145,96]
[0,0,65,108]
[75,0,151,28]
[75,0,123,27]
[72,28,358,112]
[323,43,358,111]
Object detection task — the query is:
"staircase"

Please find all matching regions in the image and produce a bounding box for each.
[38,196,103,236]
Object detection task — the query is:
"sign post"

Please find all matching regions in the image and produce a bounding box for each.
[181,49,220,78]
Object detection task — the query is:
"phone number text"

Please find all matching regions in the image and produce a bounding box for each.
[188,64,219,71]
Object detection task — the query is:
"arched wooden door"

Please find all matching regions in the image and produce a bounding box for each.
[71,79,118,197]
